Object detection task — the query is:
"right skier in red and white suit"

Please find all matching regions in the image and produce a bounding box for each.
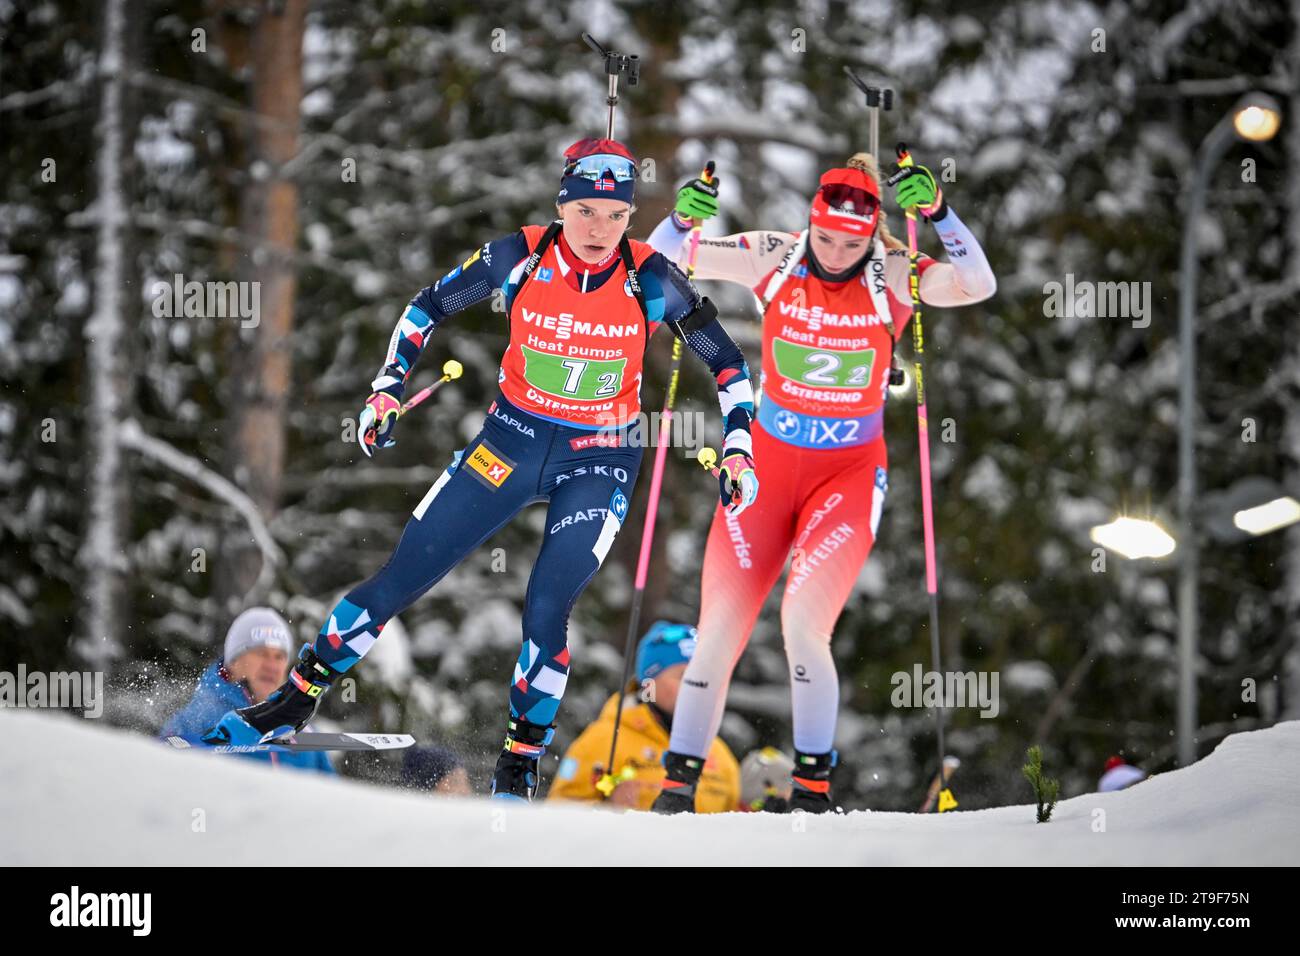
[645,151,997,811]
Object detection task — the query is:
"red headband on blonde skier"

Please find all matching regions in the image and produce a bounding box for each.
[809,165,881,236]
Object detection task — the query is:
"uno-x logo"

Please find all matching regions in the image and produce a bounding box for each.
[466,440,515,489]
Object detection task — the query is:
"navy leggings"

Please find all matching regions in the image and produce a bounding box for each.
[314,393,642,726]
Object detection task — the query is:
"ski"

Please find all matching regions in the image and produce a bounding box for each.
[919,755,960,813]
[166,732,415,754]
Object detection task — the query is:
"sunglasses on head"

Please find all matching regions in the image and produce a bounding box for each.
[564,152,638,183]
[650,624,696,645]
[818,183,880,220]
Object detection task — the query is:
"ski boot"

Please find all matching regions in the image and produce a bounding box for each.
[788,750,837,813]
[201,644,340,746]
[650,751,704,814]
[489,715,554,801]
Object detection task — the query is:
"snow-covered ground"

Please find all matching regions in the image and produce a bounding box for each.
[2,709,1297,865]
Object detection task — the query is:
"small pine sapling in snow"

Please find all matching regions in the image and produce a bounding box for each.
[1022,745,1060,823]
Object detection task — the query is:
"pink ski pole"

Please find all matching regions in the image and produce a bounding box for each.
[598,163,715,797]
[893,142,954,811]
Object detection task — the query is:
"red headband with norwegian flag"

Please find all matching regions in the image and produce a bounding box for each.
[809,166,881,236]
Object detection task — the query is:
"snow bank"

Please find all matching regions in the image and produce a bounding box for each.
[1,710,1296,865]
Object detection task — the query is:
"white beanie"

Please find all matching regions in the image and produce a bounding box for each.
[1098,763,1147,793]
[223,607,293,665]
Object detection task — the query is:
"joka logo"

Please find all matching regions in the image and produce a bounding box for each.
[536,267,553,283]
[466,442,514,489]
[868,253,887,295]
[609,488,629,522]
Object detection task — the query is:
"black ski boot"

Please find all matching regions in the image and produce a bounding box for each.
[489,715,554,801]
[650,751,704,814]
[788,750,838,813]
[201,644,340,746]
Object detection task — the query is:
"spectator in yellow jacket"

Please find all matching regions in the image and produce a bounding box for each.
[548,622,740,812]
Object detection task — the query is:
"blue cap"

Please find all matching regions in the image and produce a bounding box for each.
[557,138,637,206]
[636,621,698,682]
[558,173,635,206]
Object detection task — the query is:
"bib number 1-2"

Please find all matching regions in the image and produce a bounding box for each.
[523,345,626,400]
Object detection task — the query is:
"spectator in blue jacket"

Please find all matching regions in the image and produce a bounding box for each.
[162,608,334,775]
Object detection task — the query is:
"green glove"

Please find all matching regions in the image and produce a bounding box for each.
[674,176,721,223]
[891,164,946,220]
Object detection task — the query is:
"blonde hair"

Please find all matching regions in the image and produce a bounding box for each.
[844,152,905,251]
